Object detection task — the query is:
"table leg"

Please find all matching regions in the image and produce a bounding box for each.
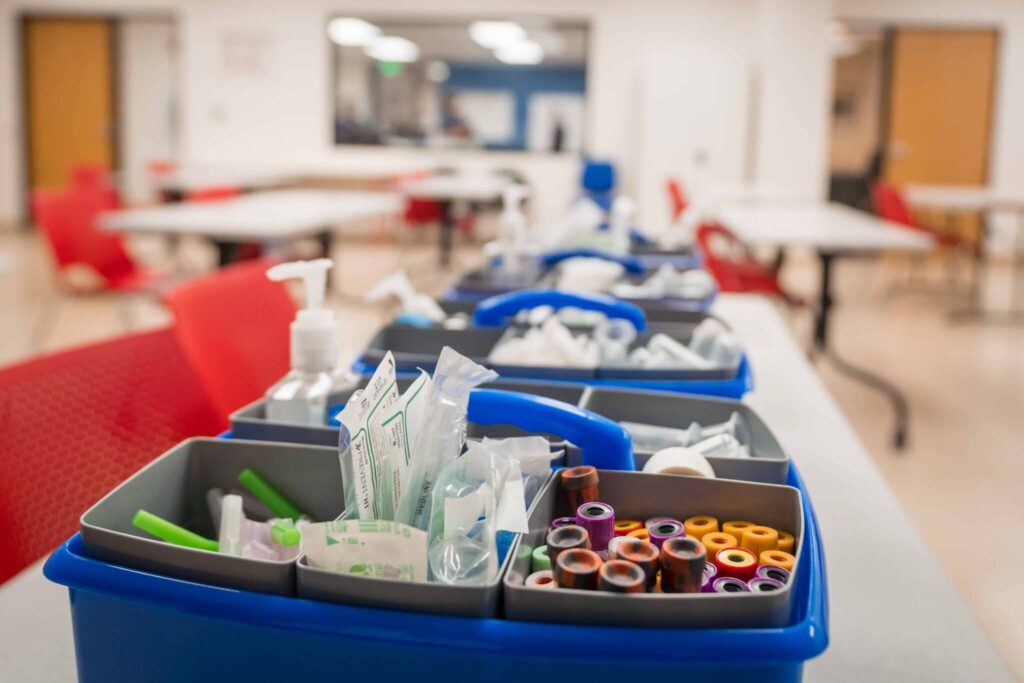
[815,252,911,450]
[948,209,1024,325]
[438,199,454,268]
[214,241,237,267]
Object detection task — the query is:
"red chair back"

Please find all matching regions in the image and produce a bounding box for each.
[163,259,297,418]
[69,163,121,210]
[32,189,138,287]
[0,328,222,583]
[667,178,689,222]
[404,198,443,226]
[871,181,917,228]
[697,223,787,297]
[186,186,242,203]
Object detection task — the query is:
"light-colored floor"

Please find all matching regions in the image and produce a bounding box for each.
[1,228,1022,680]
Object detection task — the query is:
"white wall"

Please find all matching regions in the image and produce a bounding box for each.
[119,17,177,204]
[754,0,833,200]
[0,0,837,228]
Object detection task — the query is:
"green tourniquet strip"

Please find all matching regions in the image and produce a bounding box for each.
[132,510,219,552]
[237,468,306,521]
[271,521,302,547]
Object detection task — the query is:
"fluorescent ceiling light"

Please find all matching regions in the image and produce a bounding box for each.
[365,36,420,63]
[469,21,526,49]
[495,39,543,65]
[327,17,380,46]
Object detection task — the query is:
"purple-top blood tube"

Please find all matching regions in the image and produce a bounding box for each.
[645,516,674,530]
[575,502,615,553]
[712,577,751,593]
[701,562,719,593]
[748,577,785,593]
[551,516,576,531]
[756,564,791,584]
[648,519,685,550]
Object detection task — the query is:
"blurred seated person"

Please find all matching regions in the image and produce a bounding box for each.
[441,94,473,139]
[334,102,381,145]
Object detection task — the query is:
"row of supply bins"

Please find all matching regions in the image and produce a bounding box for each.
[44,200,828,683]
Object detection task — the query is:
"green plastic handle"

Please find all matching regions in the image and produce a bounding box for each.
[132,510,219,552]
[237,468,306,521]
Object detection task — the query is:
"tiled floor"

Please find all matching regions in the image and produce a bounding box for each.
[1,228,1022,680]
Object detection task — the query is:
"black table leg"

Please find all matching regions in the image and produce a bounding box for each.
[816,252,911,450]
[438,199,454,267]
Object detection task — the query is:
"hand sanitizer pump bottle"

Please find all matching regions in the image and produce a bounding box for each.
[264,258,355,425]
[606,196,635,255]
[495,184,536,285]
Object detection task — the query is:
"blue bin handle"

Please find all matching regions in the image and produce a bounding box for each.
[540,248,646,274]
[468,388,634,471]
[473,289,647,331]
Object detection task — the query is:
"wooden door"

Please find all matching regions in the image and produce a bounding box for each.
[24,18,115,192]
[885,29,997,186]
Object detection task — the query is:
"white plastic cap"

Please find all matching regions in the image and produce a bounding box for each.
[267,259,338,372]
[218,494,245,556]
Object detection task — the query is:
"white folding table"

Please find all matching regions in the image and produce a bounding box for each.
[903,184,1024,323]
[400,174,511,267]
[102,189,403,265]
[713,202,933,448]
[0,295,1014,682]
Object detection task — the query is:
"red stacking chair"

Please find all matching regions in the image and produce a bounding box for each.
[32,189,165,293]
[872,181,965,248]
[697,223,803,306]
[667,178,689,222]
[0,328,223,584]
[163,259,297,418]
[69,163,121,210]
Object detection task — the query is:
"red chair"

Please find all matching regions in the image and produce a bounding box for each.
[163,259,296,418]
[69,163,121,210]
[697,223,803,305]
[186,186,241,203]
[667,178,689,222]
[872,181,965,248]
[0,328,223,584]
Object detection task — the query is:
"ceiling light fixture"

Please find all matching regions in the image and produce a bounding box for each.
[364,36,420,63]
[327,17,380,46]
[495,39,544,65]
[469,21,526,49]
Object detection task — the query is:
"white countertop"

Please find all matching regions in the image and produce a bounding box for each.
[714,202,934,253]
[101,190,403,241]
[0,295,1012,681]
[400,174,511,202]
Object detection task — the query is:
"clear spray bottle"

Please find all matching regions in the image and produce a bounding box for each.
[264,258,357,425]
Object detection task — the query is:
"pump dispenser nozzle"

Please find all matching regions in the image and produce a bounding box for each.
[266,259,338,373]
[497,184,531,276]
[609,196,635,254]
[365,270,446,322]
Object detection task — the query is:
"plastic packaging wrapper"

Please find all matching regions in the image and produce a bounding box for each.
[395,347,497,530]
[304,519,427,582]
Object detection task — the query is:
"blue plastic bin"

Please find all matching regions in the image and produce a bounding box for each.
[446,247,714,309]
[358,290,753,399]
[45,461,826,683]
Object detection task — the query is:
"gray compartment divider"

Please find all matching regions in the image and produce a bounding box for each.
[79,438,345,595]
[503,469,803,627]
[577,387,790,484]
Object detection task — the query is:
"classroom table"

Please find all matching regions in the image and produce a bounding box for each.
[101,189,403,265]
[713,202,933,449]
[145,160,438,199]
[400,174,511,267]
[903,184,1024,324]
[0,294,1012,682]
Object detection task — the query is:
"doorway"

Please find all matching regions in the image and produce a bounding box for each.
[22,17,117,196]
[827,23,998,236]
[20,14,179,216]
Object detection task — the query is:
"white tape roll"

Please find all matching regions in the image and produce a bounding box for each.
[642,446,717,478]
